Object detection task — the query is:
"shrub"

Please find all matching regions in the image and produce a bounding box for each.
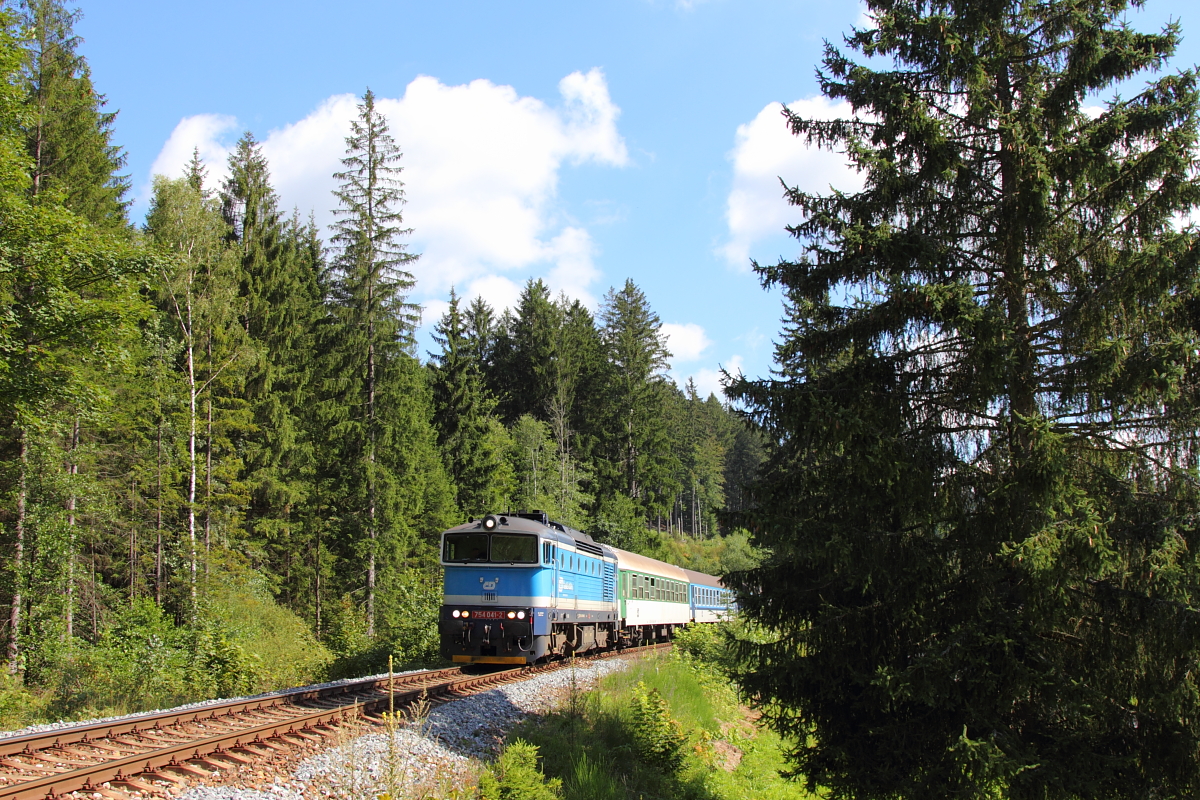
[477,739,563,800]
[629,681,688,773]
[197,577,331,692]
[0,674,49,730]
[672,620,728,667]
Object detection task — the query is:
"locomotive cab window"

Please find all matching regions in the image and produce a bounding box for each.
[490,534,538,563]
[443,533,488,562]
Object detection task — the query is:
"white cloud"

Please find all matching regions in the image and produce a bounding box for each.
[147,113,238,190]
[675,355,743,401]
[464,274,524,314]
[720,96,865,268]
[420,298,451,332]
[146,69,628,319]
[661,322,712,362]
[261,95,357,219]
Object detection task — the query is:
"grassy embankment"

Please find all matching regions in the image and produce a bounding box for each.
[491,624,819,800]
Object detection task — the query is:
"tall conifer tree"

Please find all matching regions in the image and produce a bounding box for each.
[596,279,678,519]
[323,88,423,637]
[727,1,1200,796]
[221,135,320,584]
[17,0,128,228]
[430,289,510,516]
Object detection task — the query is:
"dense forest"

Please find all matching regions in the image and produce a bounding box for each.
[0,0,764,720]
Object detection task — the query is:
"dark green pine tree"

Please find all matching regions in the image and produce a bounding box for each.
[321,88,446,638]
[596,279,679,521]
[18,0,129,228]
[430,288,507,516]
[726,1,1200,797]
[492,279,560,423]
[221,134,321,589]
[463,295,497,374]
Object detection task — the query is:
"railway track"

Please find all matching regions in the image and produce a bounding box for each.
[0,643,671,800]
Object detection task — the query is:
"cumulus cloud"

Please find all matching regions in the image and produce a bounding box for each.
[720,96,865,268]
[148,113,239,189]
[676,355,743,401]
[147,69,628,317]
[661,322,712,363]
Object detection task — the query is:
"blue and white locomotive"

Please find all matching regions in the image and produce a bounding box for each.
[438,511,734,665]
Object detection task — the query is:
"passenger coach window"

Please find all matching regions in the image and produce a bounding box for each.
[490,534,538,563]
[443,533,488,562]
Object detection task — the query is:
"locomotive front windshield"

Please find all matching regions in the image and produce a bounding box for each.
[442,532,538,563]
[443,533,488,562]
[490,534,538,563]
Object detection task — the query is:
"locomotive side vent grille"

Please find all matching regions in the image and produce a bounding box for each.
[574,540,604,557]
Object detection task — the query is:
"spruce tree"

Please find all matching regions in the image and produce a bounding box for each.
[430,288,510,516]
[221,135,320,590]
[492,279,559,422]
[322,88,424,637]
[726,1,1200,797]
[596,279,679,520]
[17,0,129,228]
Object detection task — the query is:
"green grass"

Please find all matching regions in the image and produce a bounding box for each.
[504,652,820,800]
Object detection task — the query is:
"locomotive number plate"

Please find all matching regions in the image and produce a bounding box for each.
[473,610,508,619]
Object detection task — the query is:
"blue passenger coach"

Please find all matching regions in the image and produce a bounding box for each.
[683,567,734,623]
[439,512,619,664]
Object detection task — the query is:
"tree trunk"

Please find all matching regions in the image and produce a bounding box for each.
[996,63,1036,459]
[156,413,164,606]
[187,326,197,608]
[367,295,377,639]
[205,329,213,572]
[7,430,28,675]
[65,416,79,642]
[315,520,322,638]
[129,476,137,603]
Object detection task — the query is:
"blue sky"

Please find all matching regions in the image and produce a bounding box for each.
[78,0,1200,398]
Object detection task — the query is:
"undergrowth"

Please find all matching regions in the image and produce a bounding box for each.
[2,573,334,729]
[502,627,821,800]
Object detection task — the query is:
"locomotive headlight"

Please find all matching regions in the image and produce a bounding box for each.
[506,611,516,619]
[461,610,470,618]
[517,610,526,620]
[452,609,461,618]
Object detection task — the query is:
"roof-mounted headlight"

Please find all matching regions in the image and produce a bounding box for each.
[482,514,498,530]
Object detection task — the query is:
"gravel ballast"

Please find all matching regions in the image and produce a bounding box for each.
[178,657,632,800]
[0,668,428,742]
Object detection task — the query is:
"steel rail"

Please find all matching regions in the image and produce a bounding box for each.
[0,642,671,800]
[0,666,464,759]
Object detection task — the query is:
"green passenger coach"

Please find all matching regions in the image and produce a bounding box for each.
[612,546,690,639]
